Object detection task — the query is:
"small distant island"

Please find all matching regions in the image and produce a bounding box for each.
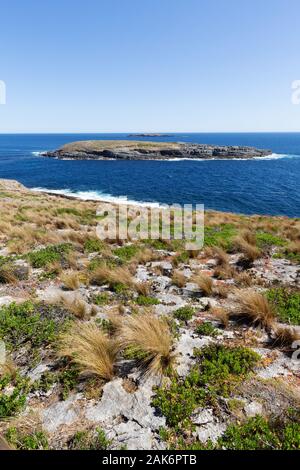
[42,140,272,161]
[128,133,172,137]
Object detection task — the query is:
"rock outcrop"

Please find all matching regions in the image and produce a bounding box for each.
[42,140,272,161]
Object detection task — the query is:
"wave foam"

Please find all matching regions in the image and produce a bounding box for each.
[32,187,163,207]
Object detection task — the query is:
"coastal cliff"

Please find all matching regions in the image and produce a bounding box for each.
[42,140,272,161]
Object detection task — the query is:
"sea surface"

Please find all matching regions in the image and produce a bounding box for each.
[0,133,299,217]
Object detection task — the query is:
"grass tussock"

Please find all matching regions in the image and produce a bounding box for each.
[192,273,214,296]
[233,236,261,262]
[49,291,91,319]
[61,270,82,290]
[172,270,186,288]
[206,246,229,266]
[120,313,175,376]
[58,322,117,381]
[272,325,300,349]
[210,306,229,328]
[235,290,275,330]
[89,264,134,290]
[0,264,17,284]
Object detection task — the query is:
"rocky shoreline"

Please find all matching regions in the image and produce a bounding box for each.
[42,140,272,161]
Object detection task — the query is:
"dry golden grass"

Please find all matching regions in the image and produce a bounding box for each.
[64,296,90,319]
[119,313,175,376]
[50,291,91,319]
[0,357,17,378]
[215,283,230,298]
[192,272,214,295]
[58,322,117,380]
[0,264,17,284]
[172,270,186,287]
[235,290,275,330]
[286,241,300,255]
[90,264,134,289]
[131,248,160,264]
[61,270,82,290]
[213,264,236,280]
[134,281,151,296]
[233,236,261,262]
[205,246,229,266]
[234,271,254,287]
[272,325,300,349]
[210,306,229,328]
[240,230,257,246]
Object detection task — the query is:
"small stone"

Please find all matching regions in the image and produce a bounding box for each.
[12,260,30,280]
[196,421,226,444]
[244,401,263,417]
[0,296,15,306]
[191,408,214,425]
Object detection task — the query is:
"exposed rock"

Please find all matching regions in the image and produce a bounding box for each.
[135,265,150,282]
[251,258,299,286]
[108,421,163,450]
[42,140,272,161]
[85,378,165,431]
[175,331,212,376]
[42,394,82,433]
[12,260,30,280]
[0,296,15,306]
[244,401,263,417]
[191,408,215,425]
[151,261,173,275]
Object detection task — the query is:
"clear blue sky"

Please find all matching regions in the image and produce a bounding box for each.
[1,0,300,132]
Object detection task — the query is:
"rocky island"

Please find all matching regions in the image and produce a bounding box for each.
[42,140,272,161]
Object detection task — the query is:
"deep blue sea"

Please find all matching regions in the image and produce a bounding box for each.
[0,133,299,217]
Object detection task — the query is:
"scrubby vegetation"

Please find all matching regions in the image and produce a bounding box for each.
[266,288,300,325]
[0,180,299,450]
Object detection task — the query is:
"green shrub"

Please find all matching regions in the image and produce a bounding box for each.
[69,428,111,450]
[0,301,62,351]
[282,422,300,450]
[136,295,160,306]
[0,374,30,418]
[173,306,195,322]
[58,364,80,400]
[152,377,205,427]
[266,288,300,325]
[256,232,286,248]
[204,224,237,249]
[153,344,260,429]
[5,427,49,450]
[195,322,219,337]
[31,371,57,394]
[55,207,81,217]
[93,292,110,305]
[113,245,139,261]
[27,243,72,268]
[84,238,104,253]
[194,344,260,394]
[218,416,300,450]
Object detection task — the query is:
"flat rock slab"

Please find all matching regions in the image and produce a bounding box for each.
[42,394,83,433]
[85,378,165,431]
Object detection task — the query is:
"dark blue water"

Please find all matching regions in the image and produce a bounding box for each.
[0,133,299,217]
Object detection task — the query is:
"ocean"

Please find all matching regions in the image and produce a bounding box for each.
[0,132,299,217]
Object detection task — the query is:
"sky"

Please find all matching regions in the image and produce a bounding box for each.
[0,0,300,133]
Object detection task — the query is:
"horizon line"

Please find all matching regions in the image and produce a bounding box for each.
[1,131,300,135]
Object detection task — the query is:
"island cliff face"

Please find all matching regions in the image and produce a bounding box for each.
[42,140,272,161]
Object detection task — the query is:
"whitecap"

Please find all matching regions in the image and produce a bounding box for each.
[32,187,164,208]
